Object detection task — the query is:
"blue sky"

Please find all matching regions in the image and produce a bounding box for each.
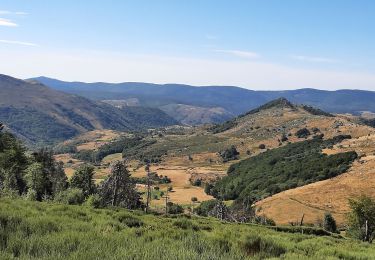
[1,0,375,90]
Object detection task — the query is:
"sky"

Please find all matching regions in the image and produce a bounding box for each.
[0,0,375,90]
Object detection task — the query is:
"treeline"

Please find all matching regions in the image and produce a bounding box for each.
[72,135,166,164]
[208,135,357,202]
[0,123,142,209]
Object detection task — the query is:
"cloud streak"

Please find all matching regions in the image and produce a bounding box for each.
[214,49,260,59]
[0,18,17,27]
[291,55,338,63]
[0,10,27,15]
[0,40,38,47]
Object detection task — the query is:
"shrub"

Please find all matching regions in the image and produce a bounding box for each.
[191,197,198,202]
[167,202,184,214]
[84,194,101,208]
[295,128,311,138]
[54,188,85,205]
[116,213,143,228]
[240,234,286,257]
[195,200,217,217]
[258,144,266,149]
[219,146,239,162]
[323,212,337,233]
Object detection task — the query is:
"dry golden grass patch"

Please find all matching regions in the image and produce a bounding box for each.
[257,134,375,226]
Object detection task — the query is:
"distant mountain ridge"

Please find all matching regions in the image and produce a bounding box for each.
[0,74,177,146]
[32,77,375,119]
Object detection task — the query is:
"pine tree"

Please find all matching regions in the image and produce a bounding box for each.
[70,164,95,198]
[99,161,142,209]
[323,212,337,233]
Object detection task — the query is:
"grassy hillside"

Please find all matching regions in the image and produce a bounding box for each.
[212,136,357,202]
[0,74,177,146]
[1,198,375,259]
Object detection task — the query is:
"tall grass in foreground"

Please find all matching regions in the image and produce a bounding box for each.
[1,198,375,259]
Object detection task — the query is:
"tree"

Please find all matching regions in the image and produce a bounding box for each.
[219,146,239,162]
[347,196,375,242]
[99,161,142,209]
[25,163,46,200]
[0,130,28,195]
[32,148,68,198]
[70,164,96,198]
[144,163,152,213]
[323,212,337,233]
[295,128,311,139]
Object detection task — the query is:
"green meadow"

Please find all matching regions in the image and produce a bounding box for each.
[1,198,375,260]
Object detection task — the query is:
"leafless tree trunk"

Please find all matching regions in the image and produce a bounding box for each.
[145,164,152,213]
[111,172,118,206]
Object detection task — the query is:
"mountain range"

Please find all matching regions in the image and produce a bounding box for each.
[0,74,177,146]
[32,77,375,124]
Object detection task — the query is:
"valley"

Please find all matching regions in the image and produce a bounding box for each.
[50,97,375,226]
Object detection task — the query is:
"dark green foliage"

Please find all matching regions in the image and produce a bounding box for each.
[212,136,357,201]
[323,212,337,233]
[295,128,311,138]
[0,131,28,195]
[132,172,171,185]
[0,107,78,146]
[281,133,288,142]
[31,148,68,199]
[347,195,375,242]
[269,225,333,236]
[360,118,375,128]
[219,146,239,162]
[70,164,96,198]
[53,144,77,154]
[240,234,286,258]
[258,144,266,149]
[98,161,142,209]
[167,202,184,214]
[116,213,144,228]
[301,105,334,117]
[195,200,217,217]
[209,120,237,134]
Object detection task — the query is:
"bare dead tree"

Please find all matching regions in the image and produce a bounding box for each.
[145,163,152,213]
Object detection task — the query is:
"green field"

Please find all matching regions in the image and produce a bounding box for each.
[1,198,375,259]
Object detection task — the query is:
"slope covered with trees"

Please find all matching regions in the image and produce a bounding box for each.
[0,74,177,146]
[210,135,357,202]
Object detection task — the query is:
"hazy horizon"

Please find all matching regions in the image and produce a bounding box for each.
[1,0,375,90]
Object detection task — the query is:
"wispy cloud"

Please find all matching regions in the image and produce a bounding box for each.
[214,49,260,59]
[0,10,28,15]
[0,40,38,47]
[0,18,18,27]
[291,55,338,63]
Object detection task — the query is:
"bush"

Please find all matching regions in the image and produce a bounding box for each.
[240,234,286,257]
[219,146,239,162]
[167,202,184,214]
[116,213,144,228]
[84,194,101,208]
[173,218,199,230]
[323,212,337,233]
[191,197,198,202]
[258,144,266,149]
[195,200,217,217]
[54,188,85,205]
[295,128,311,138]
